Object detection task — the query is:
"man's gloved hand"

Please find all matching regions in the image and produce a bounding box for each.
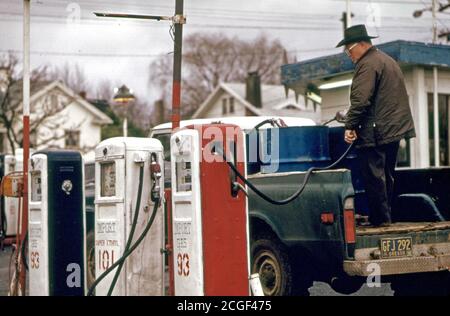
[344,129,357,144]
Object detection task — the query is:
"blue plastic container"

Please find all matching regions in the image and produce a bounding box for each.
[246,130,261,175]
[258,126,331,174]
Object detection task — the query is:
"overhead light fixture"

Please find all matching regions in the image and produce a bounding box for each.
[306,92,322,104]
[318,79,352,90]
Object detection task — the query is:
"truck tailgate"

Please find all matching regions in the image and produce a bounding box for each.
[344,221,450,276]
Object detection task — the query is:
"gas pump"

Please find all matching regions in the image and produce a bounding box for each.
[1,154,19,240]
[93,137,165,296]
[170,124,250,296]
[28,150,86,296]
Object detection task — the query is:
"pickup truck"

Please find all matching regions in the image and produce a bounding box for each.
[150,116,450,296]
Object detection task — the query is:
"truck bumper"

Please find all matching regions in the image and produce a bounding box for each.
[344,254,450,276]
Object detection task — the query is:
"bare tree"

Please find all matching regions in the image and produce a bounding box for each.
[0,52,76,154]
[50,62,89,95]
[148,32,293,119]
[95,79,116,102]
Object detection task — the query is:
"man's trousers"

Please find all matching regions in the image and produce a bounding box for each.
[358,141,400,226]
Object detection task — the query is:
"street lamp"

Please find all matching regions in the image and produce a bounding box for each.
[113,84,135,137]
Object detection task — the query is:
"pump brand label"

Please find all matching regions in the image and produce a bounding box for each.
[174,221,192,250]
[28,222,43,274]
[97,221,117,234]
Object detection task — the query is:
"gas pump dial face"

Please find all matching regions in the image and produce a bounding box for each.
[101,162,116,197]
[31,172,42,201]
[176,158,192,192]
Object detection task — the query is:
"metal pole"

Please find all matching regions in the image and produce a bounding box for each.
[433,67,440,166]
[20,0,31,295]
[346,0,352,28]
[432,0,440,166]
[171,0,183,130]
[123,116,128,137]
[432,0,438,43]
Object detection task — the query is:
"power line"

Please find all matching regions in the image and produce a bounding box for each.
[6,0,448,25]
[0,12,439,32]
[0,47,339,59]
[333,0,429,4]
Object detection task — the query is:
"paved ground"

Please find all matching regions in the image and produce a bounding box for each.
[0,246,393,296]
[0,246,12,296]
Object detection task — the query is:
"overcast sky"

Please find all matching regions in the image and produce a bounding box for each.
[1,0,449,105]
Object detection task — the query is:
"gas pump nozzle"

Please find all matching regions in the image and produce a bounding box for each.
[150,153,162,203]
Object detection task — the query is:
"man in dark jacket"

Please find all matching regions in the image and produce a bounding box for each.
[337,25,416,226]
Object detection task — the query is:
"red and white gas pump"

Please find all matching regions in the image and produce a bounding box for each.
[170,124,250,296]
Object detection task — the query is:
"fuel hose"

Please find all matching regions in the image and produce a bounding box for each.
[221,142,355,206]
[87,196,160,296]
[106,165,145,296]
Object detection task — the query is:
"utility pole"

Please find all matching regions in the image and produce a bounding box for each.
[171,0,183,130]
[432,0,438,43]
[340,12,354,34]
[340,0,353,37]
[94,0,185,132]
[19,0,31,295]
[346,0,352,28]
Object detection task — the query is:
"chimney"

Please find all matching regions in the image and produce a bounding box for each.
[79,91,87,99]
[246,71,262,109]
[155,99,165,125]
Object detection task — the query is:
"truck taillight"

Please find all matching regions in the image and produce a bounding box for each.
[343,197,356,244]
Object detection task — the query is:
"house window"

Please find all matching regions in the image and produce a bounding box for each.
[428,94,449,166]
[65,130,80,149]
[222,99,227,115]
[229,97,235,113]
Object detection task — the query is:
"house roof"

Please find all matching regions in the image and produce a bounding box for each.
[281,40,450,94]
[192,82,319,119]
[7,80,112,125]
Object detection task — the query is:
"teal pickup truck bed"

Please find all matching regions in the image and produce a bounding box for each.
[344,222,450,276]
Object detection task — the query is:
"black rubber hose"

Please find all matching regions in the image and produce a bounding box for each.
[87,197,160,296]
[322,117,336,126]
[251,119,279,131]
[1,199,7,240]
[107,165,145,296]
[21,231,28,271]
[222,142,355,206]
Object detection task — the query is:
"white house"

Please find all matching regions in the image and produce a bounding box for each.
[0,80,112,155]
[282,40,450,169]
[192,73,321,122]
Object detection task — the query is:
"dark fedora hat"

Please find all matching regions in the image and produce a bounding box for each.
[336,24,378,47]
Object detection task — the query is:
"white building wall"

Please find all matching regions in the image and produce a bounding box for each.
[54,101,102,151]
[27,91,102,153]
[202,91,248,118]
[320,86,351,124]
[403,67,429,168]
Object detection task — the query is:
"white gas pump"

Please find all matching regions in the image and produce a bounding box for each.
[93,137,165,296]
[170,124,251,296]
[28,150,86,296]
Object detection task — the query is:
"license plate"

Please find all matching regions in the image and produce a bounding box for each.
[380,237,413,259]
